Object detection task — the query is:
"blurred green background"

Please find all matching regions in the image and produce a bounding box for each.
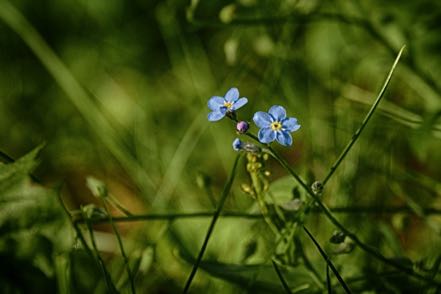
[1,0,441,293]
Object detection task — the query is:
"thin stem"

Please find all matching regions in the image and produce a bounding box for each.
[74,206,441,224]
[108,195,133,216]
[294,237,324,289]
[322,45,405,186]
[85,220,118,293]
[303,226,351,294]
[102,200,136,294]
[326,265,332,294]
[272,260,292,294]
[271,147,441,286]
[56,190,94,259]
[182,155,241,293]
[268,146,310,191]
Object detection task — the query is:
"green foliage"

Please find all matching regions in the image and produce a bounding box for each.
[0,0,441,293]
[0,146,69,293]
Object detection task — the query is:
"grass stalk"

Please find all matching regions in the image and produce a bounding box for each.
[322,45,405,186]
[74,205,441,225]
[182,154,241,293]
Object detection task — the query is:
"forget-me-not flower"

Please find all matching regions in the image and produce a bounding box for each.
[253,105,300,146]
[208,87,248,121]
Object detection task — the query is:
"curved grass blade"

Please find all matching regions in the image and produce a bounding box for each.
[322,45,406,186]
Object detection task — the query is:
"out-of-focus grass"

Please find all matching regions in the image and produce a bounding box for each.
[0,0,441,293]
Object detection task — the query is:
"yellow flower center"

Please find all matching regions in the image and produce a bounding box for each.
[224,101,233,110]
[271,121,282,131]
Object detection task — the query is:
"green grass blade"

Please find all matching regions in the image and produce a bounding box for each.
[322,45,406,186]
[182,154,241,293]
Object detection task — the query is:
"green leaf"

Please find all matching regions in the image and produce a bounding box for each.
[0,145,70,292]
[0,145,65,235]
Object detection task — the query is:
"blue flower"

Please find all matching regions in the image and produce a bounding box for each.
[208,87,248,121]
[253,105,301,146]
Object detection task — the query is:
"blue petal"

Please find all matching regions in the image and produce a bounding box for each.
[232,97,248,110]
[225,87,239,102]
[208,96,225,111]
[276,131,292,146]
[268,105,286,121]
[258,127,276,143]
[253,111,273,128]
[282,117,301,132]
[232,138,242,151]
[208,111,225,121]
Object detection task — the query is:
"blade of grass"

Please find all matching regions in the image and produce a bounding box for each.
[272,260,292,294]
[303,226,351,294]
[182,154,241,293]
[322,45,405,186]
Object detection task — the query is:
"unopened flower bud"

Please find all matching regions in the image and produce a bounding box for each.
[233,138,260,153]
[232,138,243,151]
[330,230,346,244]
[311,181,323,195]
[236,121,249,134]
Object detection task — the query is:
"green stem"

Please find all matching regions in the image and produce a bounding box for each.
[56,191,94,259]
[271,147,441,286]
[85,220,118,293]
[294,237,324,289]
[102,200,136,294]
[272,260,292,294]
[182,155,241,293]
[74,206,441,224]
[303,226,351,294]
[250,172,280,236]
[322,45,405,186]
[326,265,332,294]
[108,195,133,216]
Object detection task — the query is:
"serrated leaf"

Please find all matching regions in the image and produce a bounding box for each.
[0,145,65,236]
[0,144,43,193]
